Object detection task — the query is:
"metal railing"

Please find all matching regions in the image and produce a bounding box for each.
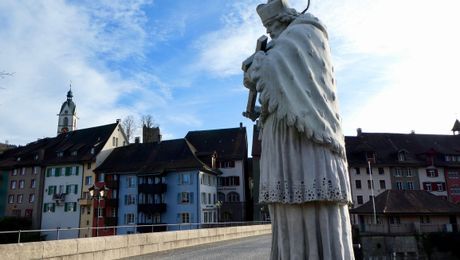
[0,221,271,244]
[359,223,457,234]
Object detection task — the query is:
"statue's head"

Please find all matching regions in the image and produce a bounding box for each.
[257,0,298,39]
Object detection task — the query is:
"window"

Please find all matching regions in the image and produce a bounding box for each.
[111,208,117,217]
[12,169,17,176]
[48,185,56,195]
[124,194,136,205]
[21,168,26,175]
[8,195,14,204]
[124,213,135,224]
[218,192,225,202]
[178,192,193,204]
[389,216,401,224]
[179,173,191,185]
[437,183,445,191]
[85,176,92,186]
[87,163,91,169]
[17,194,23,204]
[65,167,72,176]
[218,176,240,187]
[19,180,25,189]
[30,179,36,188]
[219,161,235,168]
[379,180,386,189]
[367,180,374,189]
[426,168,438,177]
[369,195,373,202]
[127,176,136,188]
[420,216,431,224]
[366,167,373,175]
[71,151,77,156]
[98,173,105,182]
[451,187,460,195]
[405,168,413,177]
[33,167,39,174]
[97,207,104,217]
[398,151,406,161]
[396,182,403,190]
[357,195,363,204]
[448,171,460,179]
[208,193,211,204]
[179,213,190,223]
[112,137,116,147]
[407,182,414,190]
[29,194,35,203]
[355,167,360,175]
[378,168,384,175]
[201,192,206,204]
[394,168,402,177]
[25,209,33,217]
[227,192,240,202]
[10,180,16,189]
[355,180,362,189]
[64,202,77,212]
[424,183,432,191]
[57,152,64,158]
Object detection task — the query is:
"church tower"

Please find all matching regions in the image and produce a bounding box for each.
[57,86,78,134]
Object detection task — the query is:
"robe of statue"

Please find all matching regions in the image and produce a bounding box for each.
[246,12,354,259]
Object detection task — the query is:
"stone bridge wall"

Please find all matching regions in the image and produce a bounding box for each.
[0,224,272,260]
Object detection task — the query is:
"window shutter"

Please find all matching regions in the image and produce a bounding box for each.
[177,213,181,223]
[65,167,71,176]
[66,185,70,194]
[64,203,68,212]
[74,185,78,194]
[48,187,52,195]
[190,192,194,204]
[73,202,77,212]
[43,204,47,212]
[55,168,61,177]
[46,168,51,177]
[177,193,181,203]
[75,166,79,176]
[190,174,193,184]
[178,174,181,184]
[52,203,55,212]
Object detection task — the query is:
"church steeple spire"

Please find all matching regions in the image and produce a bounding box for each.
[57,85,78,135]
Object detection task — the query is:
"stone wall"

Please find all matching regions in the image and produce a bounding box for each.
[0,224,271,260]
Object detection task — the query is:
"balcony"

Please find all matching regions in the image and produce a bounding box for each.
[78,198,92,206]
[138,203,166,214]
[52,193,66,204]
[138,183,167,194]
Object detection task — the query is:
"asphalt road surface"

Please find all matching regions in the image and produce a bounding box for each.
[126,234,271,260]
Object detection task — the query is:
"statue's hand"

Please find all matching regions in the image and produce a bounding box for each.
[243,71,256,90]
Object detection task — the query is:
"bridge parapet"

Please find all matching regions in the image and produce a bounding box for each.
[0,224,272,259]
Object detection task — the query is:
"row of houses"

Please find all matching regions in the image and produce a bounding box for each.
[0,123,249,240]
[0,89,250,240]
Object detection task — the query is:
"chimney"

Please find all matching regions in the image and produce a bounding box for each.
[411,130,415,134]
[357,128,362,137]
[212,151,217,169]
[134,137,140,144]
[239,122,243,129]
[116,119,121,123]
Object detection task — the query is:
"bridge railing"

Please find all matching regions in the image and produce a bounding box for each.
[0,221,271,244]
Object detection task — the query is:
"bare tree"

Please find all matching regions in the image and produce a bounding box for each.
[141,114,158,128]
[0,71,14,79]
[122,115,137,143]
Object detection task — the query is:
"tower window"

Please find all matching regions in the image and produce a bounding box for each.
[63,117,68,126]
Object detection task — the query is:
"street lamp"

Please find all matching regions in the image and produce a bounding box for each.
[215,200,222,223]
[89,185,109,237]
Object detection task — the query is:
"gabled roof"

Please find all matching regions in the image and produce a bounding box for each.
[0,138,55,169]
[351,190,460,215]
[185,126,247,162]
[95,138,219,175]
[346,132,460,166]
[452,119,460,132]
[45,123,118,165]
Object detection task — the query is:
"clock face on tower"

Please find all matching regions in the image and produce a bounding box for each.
[61,127,68,133]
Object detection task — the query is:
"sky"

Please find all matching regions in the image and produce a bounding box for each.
[1,0,460,148]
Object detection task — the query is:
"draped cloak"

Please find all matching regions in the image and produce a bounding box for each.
[248,13,346,158]
[247,13,352,204]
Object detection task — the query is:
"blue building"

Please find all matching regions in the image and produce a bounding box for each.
[95,138,220,234]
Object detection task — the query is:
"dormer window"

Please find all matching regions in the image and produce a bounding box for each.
[57,152,64,158]
[90,148,95,155]
[71,151,77,156]
[398,151,407,162]
[16,157,21,162]
[34,154,39,161]
[366,152,376,163]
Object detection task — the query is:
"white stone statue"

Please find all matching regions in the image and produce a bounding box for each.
[243,0,354,259]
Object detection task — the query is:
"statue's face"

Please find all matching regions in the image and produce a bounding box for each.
[264,19,285,39]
